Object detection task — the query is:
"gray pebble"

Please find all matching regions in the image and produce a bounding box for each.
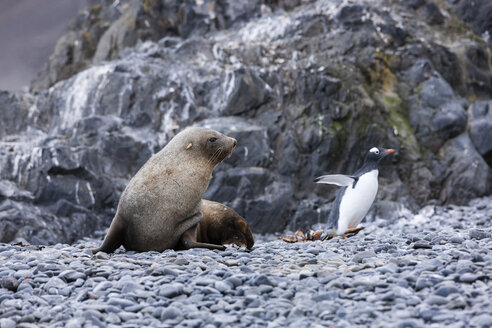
[94,252,110,260]
[214,281,232,293]
[252,274,276,287]
[459,273,481,283]
[426,295,448,305]
[351,250,376,263]
[468,229,490,240]
[449,236,464,244]
[59,270,86,282]
[1,276,19,292]
[394,319,424,328]
[160,307,182,321]
[0,318,16,328]
[435,284,459,297]
[470,313,492,328]
[413,242,432,249]
[159,283,184,298]
[108,297,135,308]
[44,277,68,292]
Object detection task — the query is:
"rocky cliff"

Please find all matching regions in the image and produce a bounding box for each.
[1,0,491,245]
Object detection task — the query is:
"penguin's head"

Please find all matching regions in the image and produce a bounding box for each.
[366,147,395,162]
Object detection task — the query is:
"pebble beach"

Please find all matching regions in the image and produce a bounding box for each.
[1,197,491,328]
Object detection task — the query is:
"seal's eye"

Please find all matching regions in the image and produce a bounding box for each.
[209,137,217,143]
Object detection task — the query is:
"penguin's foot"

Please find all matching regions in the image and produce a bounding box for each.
[321,230,337,241]
[345,226,364,237]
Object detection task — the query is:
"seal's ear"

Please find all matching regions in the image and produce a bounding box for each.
[186,143,193,150]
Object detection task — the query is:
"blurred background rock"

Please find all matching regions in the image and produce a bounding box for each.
[0,0,491,245]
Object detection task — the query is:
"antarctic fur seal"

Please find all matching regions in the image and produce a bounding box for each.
[92,127,237,253]
[197,200,255,249]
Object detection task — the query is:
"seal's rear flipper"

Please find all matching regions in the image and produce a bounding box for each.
[176,226,226,251]
[91,215,125,254]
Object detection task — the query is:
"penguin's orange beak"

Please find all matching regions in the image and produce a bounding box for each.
[384,149,395,154]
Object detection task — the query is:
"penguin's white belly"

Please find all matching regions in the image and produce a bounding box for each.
[337,170,378,235]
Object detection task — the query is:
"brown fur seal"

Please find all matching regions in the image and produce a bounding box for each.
[197,200,255,249]
[92,127,237,253]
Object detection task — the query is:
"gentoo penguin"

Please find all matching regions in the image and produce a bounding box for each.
[314,147,395,238]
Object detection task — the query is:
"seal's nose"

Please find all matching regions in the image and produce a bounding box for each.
[233,139,237,147]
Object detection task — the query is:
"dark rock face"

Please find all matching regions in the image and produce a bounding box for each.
[0,91,32,139]
[1,0,492,245]
[468,101,492,166]
[448,0,492,50]
[408,74,468,152]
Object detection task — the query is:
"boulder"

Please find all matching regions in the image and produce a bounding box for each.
[439,133,492,204]
[408,74,467,151]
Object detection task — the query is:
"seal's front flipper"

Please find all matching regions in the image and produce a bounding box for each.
[91,214,125,254]
[176,226,226,251]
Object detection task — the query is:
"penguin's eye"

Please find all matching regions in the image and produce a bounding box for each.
[209,137,217,143]
[375,149,379,154]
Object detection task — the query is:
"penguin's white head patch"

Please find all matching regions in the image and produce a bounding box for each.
[369,147,379,154]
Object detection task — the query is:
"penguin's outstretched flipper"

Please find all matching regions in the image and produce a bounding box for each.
[314,174,357,187]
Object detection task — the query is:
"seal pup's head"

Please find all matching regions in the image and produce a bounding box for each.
[198,200,255,249]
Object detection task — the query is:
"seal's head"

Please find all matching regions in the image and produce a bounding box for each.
[177,127,237,165]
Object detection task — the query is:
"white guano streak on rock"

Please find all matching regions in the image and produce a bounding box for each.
[86,182,96,205]
[50,147,59,166]
[60,65,113,132]
[75,181,80,205]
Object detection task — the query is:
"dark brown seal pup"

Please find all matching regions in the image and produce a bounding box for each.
[92,127,237,253]
[197,200,255,249]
